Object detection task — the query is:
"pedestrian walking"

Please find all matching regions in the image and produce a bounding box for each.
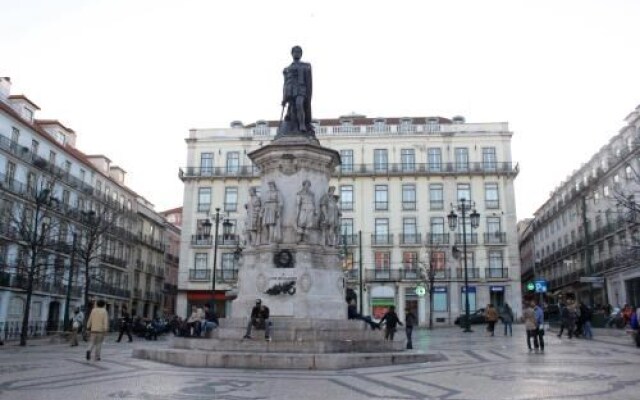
[502,303,514,336]
[116,305,133,343]
[404,309,417,349]
[380,306,403,341]
[523,301,539,351]
[70,308,83,346]
[484,304,499,336]
[534,301,545,352]
[86,299,109,361]
[580,302,593,339]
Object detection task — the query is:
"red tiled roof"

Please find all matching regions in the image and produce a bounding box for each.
[8,94,41,110]
[159,206,183,215]
[0,100,141,199]
[35,119,75,133]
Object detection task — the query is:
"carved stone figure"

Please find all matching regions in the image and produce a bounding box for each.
[319,186,341,246]
[261,181,282,244]
[244,187,262,246]
[296,180,316,243]
[279,45,314,136]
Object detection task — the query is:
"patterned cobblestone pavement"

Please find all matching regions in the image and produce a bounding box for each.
[0,326,638,400]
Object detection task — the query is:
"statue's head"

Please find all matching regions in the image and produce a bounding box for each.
[328,186,336,193]
[302,179,311,188]
[268,181,276,189]
[291,45,303,61]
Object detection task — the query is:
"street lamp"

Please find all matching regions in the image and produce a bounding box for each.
[202,208,233,312]
[447,198,480,333]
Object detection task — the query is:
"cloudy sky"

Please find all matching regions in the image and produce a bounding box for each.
[1,0,639,219]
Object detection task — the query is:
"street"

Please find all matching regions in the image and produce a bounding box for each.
[0,326,638,400]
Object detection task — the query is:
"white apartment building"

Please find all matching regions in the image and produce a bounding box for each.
[0,77,167,339]
[522,105,640,308]
[178,115,522,324]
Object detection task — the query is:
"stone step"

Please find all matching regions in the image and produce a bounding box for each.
[218,318,371,330]
[132,347,445,370]
[172,337,404,353]
[211,327,384,341]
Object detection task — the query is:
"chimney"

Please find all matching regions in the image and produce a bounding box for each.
[0,77,11,100]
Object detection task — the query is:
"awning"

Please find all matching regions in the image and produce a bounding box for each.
[371,298,395,307]
[187,291,228,301]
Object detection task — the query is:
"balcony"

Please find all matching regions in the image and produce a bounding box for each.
[179,165,260,180]
[486,268,509,279]
[135,259,144,270]
[400,268,420,280]
[484,232,507,245]
[217,234,240,247]
[402,201,416,211]
[332,162,518,178]
[454,233,478,245]
[426,233,449,245]
[371,234,393,246]
[340,201,354,211]
[455,268,481,280]
[191,235,212,246]
[374,201,388,211]
[224,203,238,212]
[89,282,130,298]
[365,269,399,281]
[399,233,422,246]
[189,269,211,281]
[339,234,359,246]
[217,269,239,282]
[429,200,444,210]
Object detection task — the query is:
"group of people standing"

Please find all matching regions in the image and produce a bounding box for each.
[557,300,593,339]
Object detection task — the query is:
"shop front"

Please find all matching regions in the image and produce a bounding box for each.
[370,286,395,320]
[186,291,231,317]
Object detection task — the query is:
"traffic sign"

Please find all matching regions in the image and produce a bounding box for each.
[534,279,548,293]
[526,282,535,291]
[415,285,426,297]
[580,276,604,284]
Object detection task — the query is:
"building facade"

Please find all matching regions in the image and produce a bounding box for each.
[519,104,640,308]
[178,115,522,325]
[160,207,181,316]
[0,77,167,339]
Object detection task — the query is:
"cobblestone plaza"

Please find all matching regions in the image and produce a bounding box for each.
[0,326,638,400]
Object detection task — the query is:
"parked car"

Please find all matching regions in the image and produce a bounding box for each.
[454,308,486,326]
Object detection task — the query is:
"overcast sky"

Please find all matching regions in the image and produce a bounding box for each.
[2,0,639,219]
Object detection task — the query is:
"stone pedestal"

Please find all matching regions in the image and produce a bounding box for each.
[231,135,345,320]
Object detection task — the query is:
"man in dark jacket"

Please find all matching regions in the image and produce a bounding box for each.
[243,299,272,341]
[380,306,403,341]
[404,309,417,349]
[201,304,219,336]
[116,305,133,343]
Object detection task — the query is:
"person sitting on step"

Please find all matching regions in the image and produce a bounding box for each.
[243,299,272,341]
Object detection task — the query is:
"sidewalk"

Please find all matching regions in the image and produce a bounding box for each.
[548,325,636,347]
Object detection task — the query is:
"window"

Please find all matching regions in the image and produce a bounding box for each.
[485,183,499,209]
[402,218,418,244]
[455,147,469,171]
[49,150,56,166]
[374,149,388,172]
[9,298,24,318]
[374,218,389,243]
[226,151,239,173]
[340,218,354,238]
[403,252,418,270]
[96,180,102,195]
[197,187,212,212]
[457,183,471,202]
[374,252,390,270]
[488,250,504,276]
[487,217,501,234]
[10,127,19,149]
[64,161,71,175]
[402,184,416,210]
[340,185,353,211]
[429,184,444,209]
[482,147,497,170]
[194,253,208,268]
[433,287,448,312]
[26,172,37,193]
[201,153,214,175]
[375,185,388,210]
[79,169,85,182]
[62,190,70,205]
[431,251,446,277]
[340,149,353,172]
[430,217,445,244]
[224,187,238,212]
[31,140,39,155]
[4,161,16,184]
[427,148,442,172]
[401,149,415,171]
[221,253,237,273]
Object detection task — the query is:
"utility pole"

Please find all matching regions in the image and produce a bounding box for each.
[63,233,77,331]
[358,230,363,316]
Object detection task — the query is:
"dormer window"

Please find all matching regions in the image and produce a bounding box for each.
[616,148,622,158]
[53,130,65,145]
[340,119,353,126]
[399,118,413,133]
[24,108,34,122]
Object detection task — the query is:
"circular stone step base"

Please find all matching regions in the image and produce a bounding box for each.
[132,347,446,370]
